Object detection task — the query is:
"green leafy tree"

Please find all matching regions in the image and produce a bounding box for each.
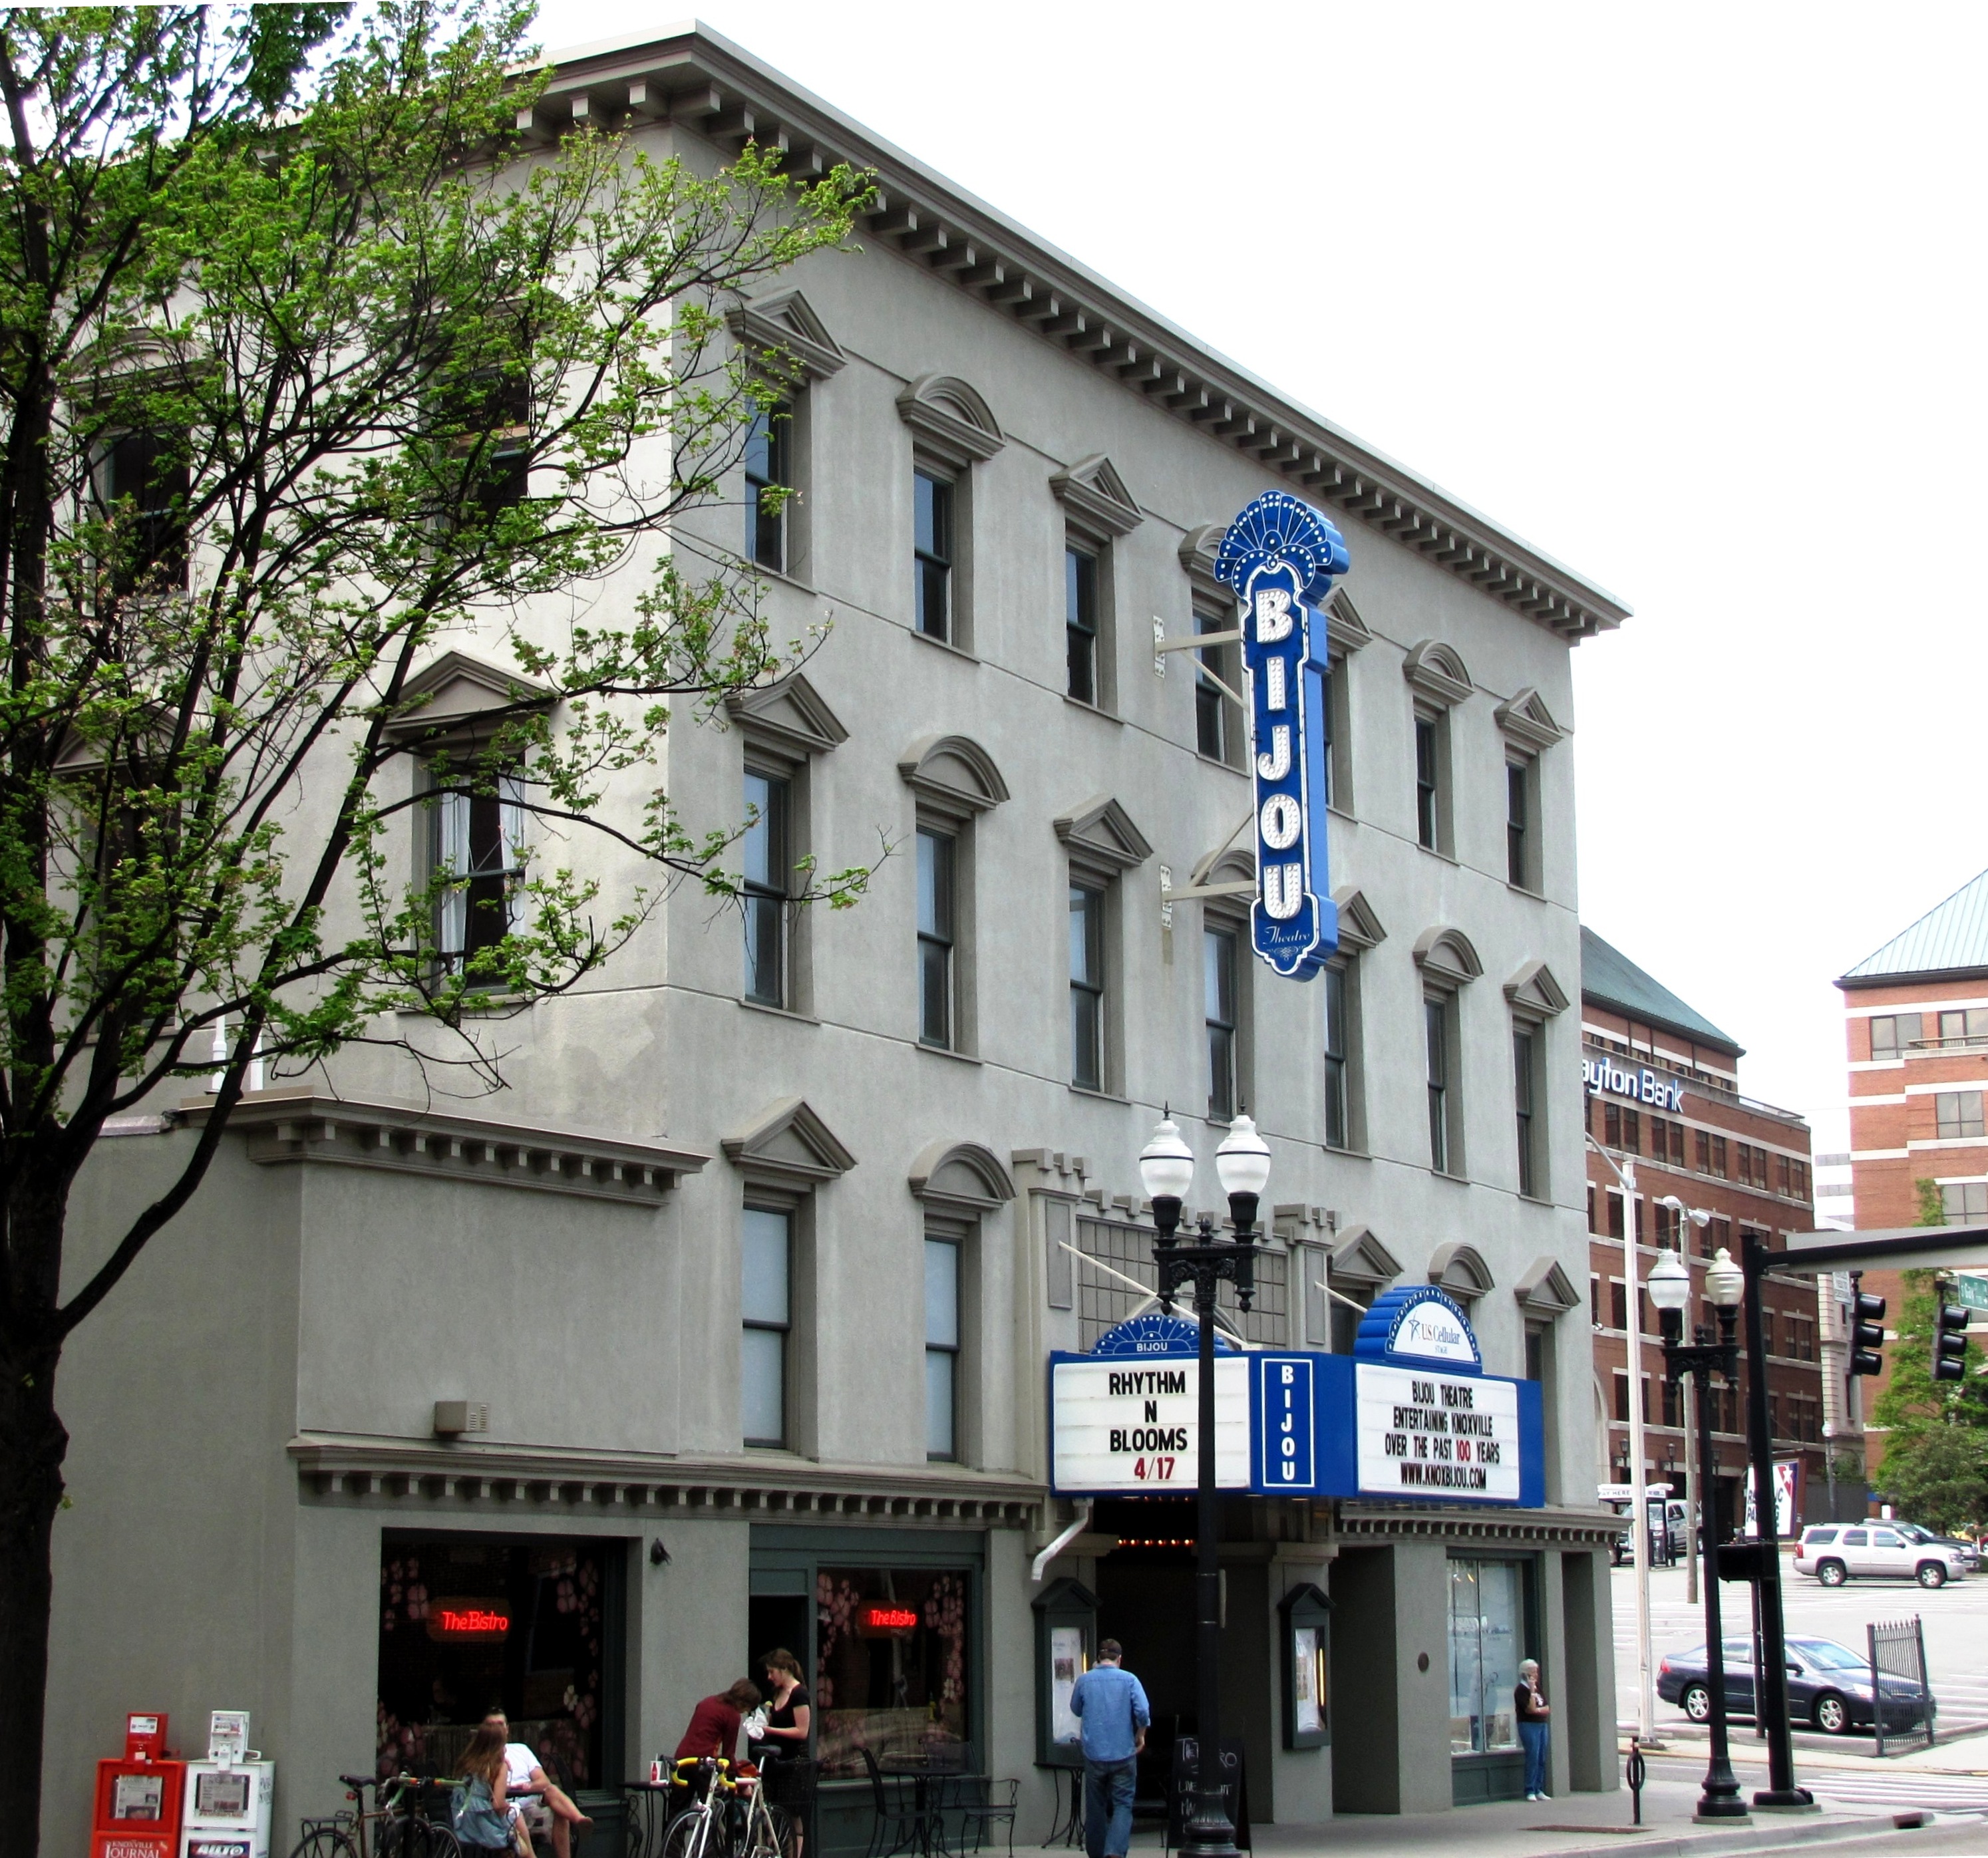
[1872,1423,1988,1537]
[1916,1175,1946,1226]
[0,7,870,1846]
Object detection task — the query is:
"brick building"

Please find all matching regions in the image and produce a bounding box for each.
[1583,928,1827,1528]
[1837,865,1988,1486]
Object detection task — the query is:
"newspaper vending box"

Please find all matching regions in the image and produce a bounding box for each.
[180,1712,273,1858]
[92,1714,186,1858]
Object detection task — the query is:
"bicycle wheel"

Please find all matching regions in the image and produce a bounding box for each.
[290,1829,361,1858]
[663,1806,715,1858]
[748,1801,792,1858]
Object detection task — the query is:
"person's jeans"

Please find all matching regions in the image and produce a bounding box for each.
[1082,1757,1138,1858]
[1519,1720,1549,1797]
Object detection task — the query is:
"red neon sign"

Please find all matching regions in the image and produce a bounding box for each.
[427,1605,511,1640]
[860,1605,919,1632]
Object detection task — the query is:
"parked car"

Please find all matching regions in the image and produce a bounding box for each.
[1795,1524,1967,1587]
[1657,1635,1929,1736]
[1896,1521,1981,1571]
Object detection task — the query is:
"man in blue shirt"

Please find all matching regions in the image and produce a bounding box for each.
[1069,1639,1150,1858]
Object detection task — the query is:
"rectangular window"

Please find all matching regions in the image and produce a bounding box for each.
[815,1567,970,1776]
[1513,1027,1538,1198]
[743,769,790,1006]
[1206,925,1238,1120]
[1425,998,1450,1173]
[1936,1091,1985,1139]
[1653,1200,1678,1248]
[1696,1128,1710,1172]
[1710,1134,1728,1178]
[1938,1008,1988,1045]
[1621,1107,1641,1156]
[1607,1191,1625,1241]
[1605,1101,1622,1148]
[100,429,192,593]
[914,469,954,641]
[1446,1559,1526,1757]
[1065,545,1099,704]
[1525,1324,1544,1383]
[1661,1378,1682,1428]
[741,1207,791,1447]
[917,827,956,1048]
[1708,1214,1730,1260]
[430,772,526,977]
[1506,760,1530,887]
[1069,883,1104,1090]
[925,1236,959,1460]
[1414,714,1440,850]
[1589,1275,1602,1327]
[1324,963,1351,1150]
[1587,1184,1598,1233]
[1870,1012,1920,1057]
[744,402,790,572]
[1943,1181,1988,1223]
[1610,1281,1628,1331]
[1194,611,1240,764]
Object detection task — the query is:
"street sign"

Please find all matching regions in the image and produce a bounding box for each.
[1214,492,1348,982]
[1956,1273,1988,1313]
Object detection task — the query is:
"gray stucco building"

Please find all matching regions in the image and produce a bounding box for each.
[45,25,1630,1853]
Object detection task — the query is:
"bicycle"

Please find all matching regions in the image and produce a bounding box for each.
[660,1756,790,1858]
[289,1772,464,1858]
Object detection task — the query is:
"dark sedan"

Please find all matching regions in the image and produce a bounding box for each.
[1656,1634,1930,1736]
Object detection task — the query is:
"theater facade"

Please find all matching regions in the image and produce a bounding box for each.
[41,24,1627,1853]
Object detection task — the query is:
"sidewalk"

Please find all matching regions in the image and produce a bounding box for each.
[1104,1765,1928,1858]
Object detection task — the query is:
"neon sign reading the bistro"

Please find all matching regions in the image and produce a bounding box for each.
[430,1606,510,1639]
[1583,1056,1683,1112]
[860,1605,919,1632]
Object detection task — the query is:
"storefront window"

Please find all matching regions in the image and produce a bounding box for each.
[1446,1558,1523,1756]
[377,1536,608,1788]
[815,1567,969,1776]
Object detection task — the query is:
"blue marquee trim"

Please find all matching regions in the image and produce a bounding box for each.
[1354,1285,1483,1372]
[1090,1311,1240,1357]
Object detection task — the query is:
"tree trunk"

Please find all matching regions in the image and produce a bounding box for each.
[0,1322,68,1858]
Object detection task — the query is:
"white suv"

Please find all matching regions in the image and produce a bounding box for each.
[1796,1524,1967,1588]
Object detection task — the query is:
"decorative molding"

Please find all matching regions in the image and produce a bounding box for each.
[1337,1501,1625,1547]
[722,1096,856,1185]
[1403,639,1473,708]
[896,374,1004,466]
[1426,1240,1494,1299]
[516,31,1631,643]
[381,650,556,746]
[1412,925,1483,987]
[1053,794,1153,871]
[1178,523,1230,601]
[174,1088,705,1201]
[1049,454,1142,538]
[897,733,1009,814]
[1329,1224,1402,1288]
[1514,1255,1581,1316]
[725,671,848,758]
[1330,886,1387,953]
[289,1434,1039,1523]
[1505,960,1571,1018]
[1494,686,1564,750]
[1325,589,1371,654]
[725,287,846,382]
[908,1138,1015,1213]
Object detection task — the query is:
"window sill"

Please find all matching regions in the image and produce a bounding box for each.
[1194,752,1247,778]
[738,997,820,1026]
[917,1040,982,1066]
[1507,881,1546,901]
[1063,695,1122,724]
[1430,1166,1470,1185]
[1417,844,1459,865]
[1068,1083,1130,1105]
[1324,1142,1370,1160]
[910,627,978,664]
[1327,803,1357,822]
[1518,1190,1552,1206]
[745,561,818,597]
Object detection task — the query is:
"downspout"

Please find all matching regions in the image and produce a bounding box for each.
[1031,1499,1093,1583]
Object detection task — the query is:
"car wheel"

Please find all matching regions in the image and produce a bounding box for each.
[1817,1559,1848,1587]
[1682,1683,1712,1723]
[1812,1692,1852,1736]
[1917,1562,1947,1589]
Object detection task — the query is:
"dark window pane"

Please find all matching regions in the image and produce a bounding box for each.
[1196,612,1231,761]
[1514,1028,1536,1198]
[745,404,788,571]
[917,827,955,1048]
[915,471,953,640]
[1205,926,1237,1120]
[1070,883,1103,1089]
[103,430,191,592]
[1323,964,1348,1150]
[743,770,790,1006]
[1066,546,1098,704]
[1415,716,1438,849]
[1506,761,1528,885]
[1425,998,1448,1172]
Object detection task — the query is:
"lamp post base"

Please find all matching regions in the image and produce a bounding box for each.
[1751,1790,1818,1812]
[1179,1784,1240,1858]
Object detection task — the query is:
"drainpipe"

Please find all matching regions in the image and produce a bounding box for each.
[1031,1500,1094,1583]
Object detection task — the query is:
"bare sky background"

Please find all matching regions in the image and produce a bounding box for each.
[537,1,1987,1156]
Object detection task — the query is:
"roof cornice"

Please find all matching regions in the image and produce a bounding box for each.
[522,25,1631,644]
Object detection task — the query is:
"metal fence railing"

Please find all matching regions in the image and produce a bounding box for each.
[1870,1616,1936,1756]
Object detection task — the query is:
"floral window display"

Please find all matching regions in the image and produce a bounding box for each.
[814,1567,971,1777]
[376,1536,608,1786]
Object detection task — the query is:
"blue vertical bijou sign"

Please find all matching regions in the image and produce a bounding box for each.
[1214,492,1351,981]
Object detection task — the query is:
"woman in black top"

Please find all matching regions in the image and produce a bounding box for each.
[758,1647,813,1856]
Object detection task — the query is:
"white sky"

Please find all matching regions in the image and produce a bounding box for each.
[535,1,1988,1156]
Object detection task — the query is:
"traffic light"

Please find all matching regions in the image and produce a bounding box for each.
[1934,1298,1971,1382]
[1848,1283,1887,1377]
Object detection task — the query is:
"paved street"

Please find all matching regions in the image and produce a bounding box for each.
[1615,1561,1988,1739]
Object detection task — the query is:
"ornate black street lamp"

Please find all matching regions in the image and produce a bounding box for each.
[1647,1243,1747,1822]
[1136,1114,1271,1858]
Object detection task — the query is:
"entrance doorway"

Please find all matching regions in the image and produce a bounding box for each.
[750,1594,814,1690]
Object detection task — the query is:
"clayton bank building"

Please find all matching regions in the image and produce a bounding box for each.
[45,24,1631,1854]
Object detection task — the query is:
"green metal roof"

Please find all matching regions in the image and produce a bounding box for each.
[1840,865,1988,985]
[1580,926,1742,1057]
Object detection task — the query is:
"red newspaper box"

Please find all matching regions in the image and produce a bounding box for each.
[92,1714,184,1858]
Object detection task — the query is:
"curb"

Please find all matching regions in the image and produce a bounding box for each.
[1519,1811,1908,1858]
